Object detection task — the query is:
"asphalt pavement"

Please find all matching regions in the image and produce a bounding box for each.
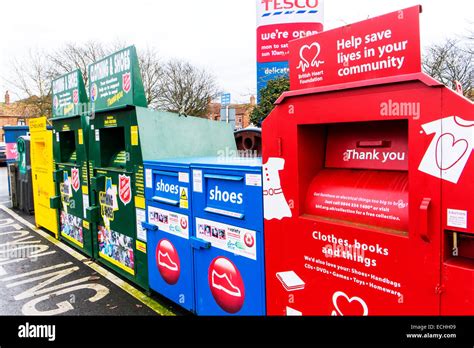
[0,166,182,316]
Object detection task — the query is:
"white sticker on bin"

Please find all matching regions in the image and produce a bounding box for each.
[136,208,147,242]
[246,174,262,187]
[148,207,189,240]
[195,218,257,260]
[179,172,190,183]
[82,195,89,219]
[193,170,203,193]
[145,169,152,189]
[448,209,467,229]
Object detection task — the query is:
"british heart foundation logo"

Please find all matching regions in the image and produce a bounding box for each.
[118,174,132,205]
[71,168,80,192]
[297,42,325,73]
[209,257,245,314]
[331,291,369,316]
[156,239,180,285]
[123,73,131,94]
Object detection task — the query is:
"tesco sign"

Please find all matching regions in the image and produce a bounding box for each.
[256,0,324,99]
[261,0,320,11]
[257,0,324,26]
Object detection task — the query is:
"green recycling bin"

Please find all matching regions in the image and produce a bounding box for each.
[50,70,93,257]
[86,46,150,289]
[86,46,238,291]
[17,136,34,214]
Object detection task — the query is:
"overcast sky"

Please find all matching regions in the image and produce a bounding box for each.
[1,0,472,103]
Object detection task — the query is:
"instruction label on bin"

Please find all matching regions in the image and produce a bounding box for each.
[246,174,262,187]
[145,169,152,188]
[196,218,257,261]
[447,209,467,229]
[179,172,189,183]
[149,207,189,240]
[83,194,89,219]
[193,170,203,193]
[136,208,147,242]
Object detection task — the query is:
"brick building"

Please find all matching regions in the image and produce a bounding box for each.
[207,95,256,130]
[0,91,37,141]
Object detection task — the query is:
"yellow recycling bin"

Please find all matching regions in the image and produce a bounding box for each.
[30,117,59,238]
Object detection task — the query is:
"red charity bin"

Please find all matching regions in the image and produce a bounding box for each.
[262,74,474,316]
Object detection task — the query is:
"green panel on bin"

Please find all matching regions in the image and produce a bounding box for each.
[136,107,237,161]
[52,70,88,118]
[88,46,147,112]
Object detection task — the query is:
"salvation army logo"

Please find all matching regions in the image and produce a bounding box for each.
[436,133,469,170]
[156,239,180,285]
[73,89,79,104]
[118,174,132,205]
[53,95,59,110]
[123,73,131,94]
[297,42,325,73]
[71,168,80,192]
[244,233,254,248]
[209,257,245,314]
[331,291,369,316]
[90,83,98,102]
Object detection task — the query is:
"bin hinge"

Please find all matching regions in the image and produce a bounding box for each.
[435,284,445,295]
[141,222,158,231]
[50,196,61,209]
[91,176,105,192]
[53,170,64,183]
[86,206,101,223]
[190,237,211,250]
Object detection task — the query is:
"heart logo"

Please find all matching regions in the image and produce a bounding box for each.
[435,133,469,170]
[331,291,369,316]
[297,42,321,73]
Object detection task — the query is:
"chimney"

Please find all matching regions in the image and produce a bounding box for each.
[250,95,256,106]
[4,91,10,105]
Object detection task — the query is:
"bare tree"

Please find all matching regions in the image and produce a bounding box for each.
[5,43,206,112]
[156,60,219,117]
[423,38,473,99]
[47,41,107,87]
[5,50,54,117]
[137,47,164,108]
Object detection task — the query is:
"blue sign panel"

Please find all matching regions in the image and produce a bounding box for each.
[221,93,231,106]
[257,61,289,101]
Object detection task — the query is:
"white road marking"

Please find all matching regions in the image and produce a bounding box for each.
[0,204,175,316]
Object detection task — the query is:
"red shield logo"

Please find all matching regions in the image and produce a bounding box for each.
[118,174,132,205]
[73,89,79,104]
[123,73,131,94]
[71,168,80,192]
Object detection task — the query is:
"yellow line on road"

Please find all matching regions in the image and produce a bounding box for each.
[0,205,176,316]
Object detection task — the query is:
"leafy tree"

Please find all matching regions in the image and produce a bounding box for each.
[250,77,289,126]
